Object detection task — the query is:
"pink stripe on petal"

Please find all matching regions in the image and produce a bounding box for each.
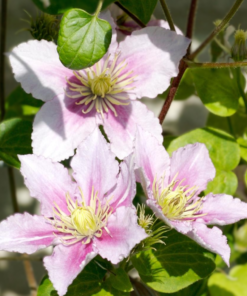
[71,128,119,205]
[170,143,216,195]
[103,101,162,159]
[188,222,230,266]
[201,193,247,225]
[119,27,190,99]
[0,213,56,254]
[32,94,96,162]
[44,243,97,296]
[19,154,76,217]
[9,40,72,102]
[110,154,136,211]
[95,206,147,264]
[135,127,170,187]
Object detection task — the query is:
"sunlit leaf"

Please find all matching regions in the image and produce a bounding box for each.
[57,8,112,70]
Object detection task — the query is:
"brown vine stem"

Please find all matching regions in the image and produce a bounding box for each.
[114,2,146,28]
[0,0,7,121]
[1,2,37,292]
[8,167,38,296]
[158,0,243,125]
[186,0,198,54]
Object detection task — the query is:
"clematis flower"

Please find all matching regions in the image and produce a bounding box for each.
[0,129,147,296]
[8,11,190,161]
[134,128,247,265]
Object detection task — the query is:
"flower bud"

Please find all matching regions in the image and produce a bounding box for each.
[231,29,247,61]
[24,11,59,42]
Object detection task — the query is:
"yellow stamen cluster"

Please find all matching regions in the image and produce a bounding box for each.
[48,187,112,245]
[138,204,154,234]
[153,174,205,221]
[66,53,136,117]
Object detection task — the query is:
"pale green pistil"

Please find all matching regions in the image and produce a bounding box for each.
[153,174,206,221]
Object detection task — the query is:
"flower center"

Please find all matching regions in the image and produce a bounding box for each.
[66,53,136,117]
[90,74,112,97]
[48,187,112,245]
[153,174,205,221]
[71,207,99,237]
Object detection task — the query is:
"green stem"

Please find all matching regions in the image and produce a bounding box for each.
[189,0,244,59]
[95,0,104,17]
[0,0,7,122]
[159,0,175,31]
[184,59,247,68]
[235,67,247,114]
[7,167,19,213]
[114,2,146,28]
[227,117,235,137]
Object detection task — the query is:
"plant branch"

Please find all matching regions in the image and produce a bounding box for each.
[0,0,7,122]
[23,255,38,296]
[189,0,243,59]
[186,0,198,54]
[114,2,146,28]
[159,0,175,31]
[95,0,103,17]
[7,167,19,213]
[184,59,247,68]
[0,256,43,261]
[158,60,187,124]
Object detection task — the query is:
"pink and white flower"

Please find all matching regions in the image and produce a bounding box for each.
[8,11,190,161]
[134,128,247,265]
[0,129,147,296]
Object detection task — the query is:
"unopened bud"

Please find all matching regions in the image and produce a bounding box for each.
[24,11,59,42]
[231,29,247,61]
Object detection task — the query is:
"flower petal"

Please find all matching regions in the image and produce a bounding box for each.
[119,27,190,99]
[71,128,119,205]
[19,154,76,216]
[109,154,136,211]
[8,40,72,102]
[95,206,147,264]
[170,143,216,195]
[102,100,162,159]
[44,243,97,296]
[147,199,194,233]
[32,94,96,161]
[188,222,230,266]
[0,213,56,254]
[134,127,170,187]
[201,193,247,225]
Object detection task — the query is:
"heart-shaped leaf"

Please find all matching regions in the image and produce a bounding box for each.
[58,8,112,70]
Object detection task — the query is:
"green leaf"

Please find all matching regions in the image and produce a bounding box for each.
[108,268,133,292]
[0,118,33,168]
[37,257,113,296]
[37,276,57,296]
[5,86,43,120]
[208,264,247,296]
[93,281,130,296]
[131,230,215,293]
[167,127,240,171]
[159,279,208,296]
[237,137,247,162]
[175,68,196,100]
[204,169,238,195]
[57,9,112,70]
[32,0,114,15]
[207,111,247,138]
[119,0,158,24]
[191,68,239,117]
